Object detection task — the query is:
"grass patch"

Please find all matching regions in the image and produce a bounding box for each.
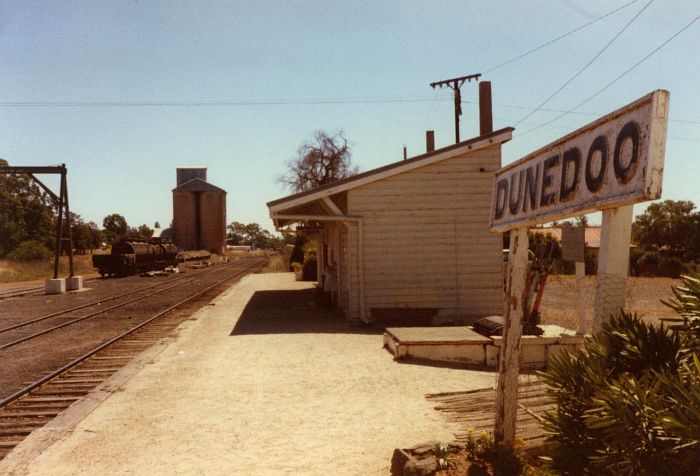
[0,255,97,283]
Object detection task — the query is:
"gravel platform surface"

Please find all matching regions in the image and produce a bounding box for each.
[3,272,496,475]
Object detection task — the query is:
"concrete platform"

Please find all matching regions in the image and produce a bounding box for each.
[384,325,586,369]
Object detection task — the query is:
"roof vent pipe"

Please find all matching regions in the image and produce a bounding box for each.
[479,81,493,135]
[426,130,435,153]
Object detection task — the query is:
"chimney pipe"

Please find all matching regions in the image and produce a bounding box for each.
[479,81,493,135]
[403,146,407,160]
[426,130,435,153]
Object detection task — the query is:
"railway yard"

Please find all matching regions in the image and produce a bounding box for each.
[0,255,267,460]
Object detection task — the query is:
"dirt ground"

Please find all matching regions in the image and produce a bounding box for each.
[5,273,497,476]
[539,275,681,333]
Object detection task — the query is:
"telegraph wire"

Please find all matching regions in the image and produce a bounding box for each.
[514,0,653,126]
[0,95,437,108]
[483,0,640,74]
[515,12,700,139]
[3,94,699,127]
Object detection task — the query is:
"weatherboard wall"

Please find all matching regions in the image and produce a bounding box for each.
[343,144,503,322]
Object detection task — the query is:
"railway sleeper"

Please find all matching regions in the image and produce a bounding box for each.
[0,428,35,437]
[0,441,24,449]
[18,396,81,403]
[41,385,96,392]
[66,368,122,374]
[28,389,91,396]
[0,410,61,417]
[0,419,50,428]
[49,378,105,384]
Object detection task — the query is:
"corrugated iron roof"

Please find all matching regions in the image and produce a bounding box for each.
[267,127,513,212]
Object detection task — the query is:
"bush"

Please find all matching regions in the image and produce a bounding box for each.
[302,257,317,281]
[288,234,306,271]
[7,240,52,262]
[540,295,700,475]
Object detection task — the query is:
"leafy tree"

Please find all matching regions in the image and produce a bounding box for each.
[632,200,699,260]
[574,215,588,227]
[279,130,357,192]
[87,222,103,249]
[137,224,153,238]
[72,219,93,254]
[227,221,246,245]
[102,213,128,244]
[0,158,55,257]
[7,240,52,261]
[226,221,281,249]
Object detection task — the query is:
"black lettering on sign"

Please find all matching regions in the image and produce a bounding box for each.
[540,154,559,207]
[614,121,640,184]
[509,171,523,215]
[494,178,509,219]
[560,147,581,202]
[586,135,607,192]
[523,164,539,212]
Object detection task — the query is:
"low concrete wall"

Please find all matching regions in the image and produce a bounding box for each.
[384,325,585,370]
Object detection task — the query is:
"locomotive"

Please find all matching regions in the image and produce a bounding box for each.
[92,237,179,277]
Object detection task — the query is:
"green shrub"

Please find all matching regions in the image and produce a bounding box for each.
[540,287,700,475]
[302,257,317,281]
[7,240,52,262]
[288,234,306,271]
[658,255,686,277]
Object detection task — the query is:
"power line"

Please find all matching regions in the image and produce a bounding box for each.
[515,12,700,139]
[514,0,653,126]
[491,101,700,125]
[4,93,700,128]
[483,0,640,74]
[0,96,437,108]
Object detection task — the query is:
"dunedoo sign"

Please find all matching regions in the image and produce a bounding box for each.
[491,90,669,232]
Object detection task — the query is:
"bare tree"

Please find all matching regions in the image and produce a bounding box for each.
[279,130,357,193]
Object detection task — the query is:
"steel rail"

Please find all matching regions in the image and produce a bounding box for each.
[0,265,218,334]
[0,258,265,408]
[0,287,44,300]
[0,261,252,348]
[0,276,200,350]
[0,277,100,301]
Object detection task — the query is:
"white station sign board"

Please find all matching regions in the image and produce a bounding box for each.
[491,90,669,232]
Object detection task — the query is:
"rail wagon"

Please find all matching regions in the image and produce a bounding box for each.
[92,238,178,277]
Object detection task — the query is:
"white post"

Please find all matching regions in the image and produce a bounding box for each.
[575,261,586,334]
[494,226,528,444]
[593,205,633,331]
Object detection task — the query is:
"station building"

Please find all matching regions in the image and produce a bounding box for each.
[172,167,227,255]
[267,127,513,324]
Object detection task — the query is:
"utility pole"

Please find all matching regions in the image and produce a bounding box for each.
[430,73,481,143]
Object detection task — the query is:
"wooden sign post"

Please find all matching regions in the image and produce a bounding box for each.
[494,227,528,443]
[490,90,669,444]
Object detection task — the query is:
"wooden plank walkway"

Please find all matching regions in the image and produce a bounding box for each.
[426,379,554,448]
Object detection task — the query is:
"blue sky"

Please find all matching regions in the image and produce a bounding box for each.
[1,1,699,233]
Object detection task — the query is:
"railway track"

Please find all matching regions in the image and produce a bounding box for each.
[0,277,102,301]
[0,265,225,350]
[0,257,266,460]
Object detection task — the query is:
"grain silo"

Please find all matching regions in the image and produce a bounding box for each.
[172,167,226,255]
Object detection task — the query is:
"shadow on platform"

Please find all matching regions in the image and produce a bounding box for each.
[230,288,382,336]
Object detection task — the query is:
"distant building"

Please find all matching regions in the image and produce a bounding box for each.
[172,167,226,255]
[529,226,602,250]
